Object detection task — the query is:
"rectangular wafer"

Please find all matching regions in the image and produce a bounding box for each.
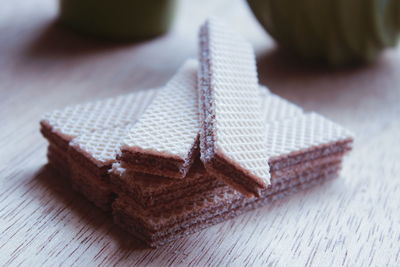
[198,18,271,196]
[210,112,353,196]
[120,60,200,179]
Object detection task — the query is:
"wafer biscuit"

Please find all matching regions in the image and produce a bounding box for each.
[212,112,353,196]
[266,113,353,171]
[198,18,280,196]
[120,60,199,179]
[40,87,158,177]
[41,89,157,177]
[198,18,354,197]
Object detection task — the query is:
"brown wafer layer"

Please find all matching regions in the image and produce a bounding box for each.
[119,141,199,179]
[121,61,199,179]
[47,144,70,174]
[40,121,72,151]
[66,126,136,210]
[269,139,353,172]
[117,161,341,231]
[47,151,69,177]
[42,122,72,175]
[69,159,115,211]
[205,154,264,198]
[113,163,340,247]
[111,152,345,208]
[48,144,68,162]
[271,151,344,178]
[208,140,351,197]
[68,144,111,182]
[110,160,224,208]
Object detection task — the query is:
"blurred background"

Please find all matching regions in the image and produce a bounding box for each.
[1,1,400,265]
[2,0,399,135]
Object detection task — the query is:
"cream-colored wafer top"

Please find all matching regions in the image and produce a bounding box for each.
[70,125,131,166]
[199,18,271,186]
[70,86,305,166]
[42,89,157,139]
[265,112,354,159]
[260,90,303,122]
[122,59,199,161]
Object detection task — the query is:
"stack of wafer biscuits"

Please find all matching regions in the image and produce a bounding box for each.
[41,90,157,177]
[40,18,353,247]
[41,90,157,210]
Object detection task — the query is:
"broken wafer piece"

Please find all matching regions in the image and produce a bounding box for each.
[198,18,271,196]
[120,59,199,179]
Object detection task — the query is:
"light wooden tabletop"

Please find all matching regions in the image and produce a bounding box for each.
[1,0,399,266]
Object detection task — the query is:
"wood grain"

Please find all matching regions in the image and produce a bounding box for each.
[1,0,399,266]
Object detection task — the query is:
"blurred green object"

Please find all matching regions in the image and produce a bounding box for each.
[247,0,400,66]
[59,0,176,40]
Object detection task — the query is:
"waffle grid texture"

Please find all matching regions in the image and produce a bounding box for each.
[42,89,157,139]
[45,81,307,168]
[264,112,353,159]
[70,125,131,165]
[261,93,303,122]
[198,18,271,186]
[107,89,306,171]
[122,60,199,161]
[109,94,350,176]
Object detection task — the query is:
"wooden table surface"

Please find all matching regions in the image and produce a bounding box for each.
[1,0,400,266]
